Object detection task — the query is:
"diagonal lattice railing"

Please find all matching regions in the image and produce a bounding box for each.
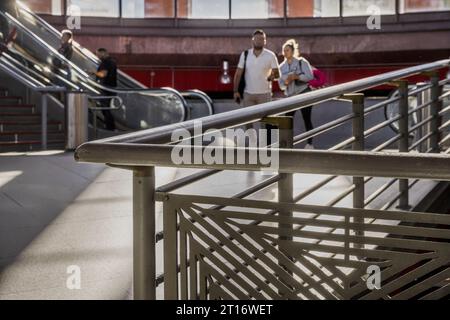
[162,194,450,300]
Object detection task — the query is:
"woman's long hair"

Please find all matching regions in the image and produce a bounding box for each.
[282,39,300,59]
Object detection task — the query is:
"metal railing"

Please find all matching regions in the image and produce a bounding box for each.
[75,59,450,300]
[0,53,67,150]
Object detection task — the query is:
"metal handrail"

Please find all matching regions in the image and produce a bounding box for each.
[181,89,215,116]
[88,96,124,138]
[1,49,81,90]
[76,143,450,180]
[0,57,61,91]
[80,59,450,146]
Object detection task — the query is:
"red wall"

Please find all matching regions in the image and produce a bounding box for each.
[122,65,449,93]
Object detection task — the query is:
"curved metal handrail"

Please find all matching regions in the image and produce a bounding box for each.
[181,89,215,116]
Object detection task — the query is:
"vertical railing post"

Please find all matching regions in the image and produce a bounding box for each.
[276,116,294,236]
[415,82,427,153]
[93,109,98,139]
[263,116,294,291]
[397,80,411,210]
[133,166,156,300]
[395,0,400,21]
[429,71,443,153]
[345,94,365,253]
[163,196,178,300]
[41,93,48,150]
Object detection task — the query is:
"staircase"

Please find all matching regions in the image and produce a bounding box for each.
[0,89,65,152]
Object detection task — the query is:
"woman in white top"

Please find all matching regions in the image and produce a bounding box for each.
[279,39,315,148]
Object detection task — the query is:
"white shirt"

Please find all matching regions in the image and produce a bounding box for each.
[238,48,280,95]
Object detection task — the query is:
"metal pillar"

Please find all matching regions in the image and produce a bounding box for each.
[345,94,365,253]
[263,116,294,292]
[274,116,294,235]
[93,109,98,139]
[133,167,156,300]
[430,72,443,153]
[415,82,427,153]
[397,80,411,210]
[41,93,48,150]
[163,198,178,300]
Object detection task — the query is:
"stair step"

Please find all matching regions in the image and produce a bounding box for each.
[0,106,36,114]
[0,139,65,146]
[0,114,41,121]
[0,131,65,142]
[0,104,35,108]
[0,140,65,153]
[0,96,22,104]
[0,96,22,99]
[0,121,63,132]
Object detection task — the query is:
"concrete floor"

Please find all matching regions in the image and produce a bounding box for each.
[0,96,441,299]
[0,151,185,300]
[0,151,132,299]
[0,149,437,300]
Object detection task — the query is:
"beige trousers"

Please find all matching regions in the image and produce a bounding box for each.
[242,92,273,145]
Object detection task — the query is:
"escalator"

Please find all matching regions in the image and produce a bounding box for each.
[0,1,214,134]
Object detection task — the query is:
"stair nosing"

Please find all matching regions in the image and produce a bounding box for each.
[0,131,64,135]
[0,140,65,146]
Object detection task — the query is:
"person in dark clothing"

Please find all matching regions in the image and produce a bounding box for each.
[58,30,74,61]
[52,30,73,74]
[0,0,18,51]
[53,30,74,79]
[95,48,117,131]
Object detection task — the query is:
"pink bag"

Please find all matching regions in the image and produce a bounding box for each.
[309,68,327,89]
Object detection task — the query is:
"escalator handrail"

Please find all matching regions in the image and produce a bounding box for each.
[3,48,81,90]
[1,11,189,112]
[1,11,93,81]
[0,56,47,88]
[181,89,215,116]
[16,1,148,90]
[0,57,64,92]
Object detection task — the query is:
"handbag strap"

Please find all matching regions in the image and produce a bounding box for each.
[243,50,249,71]
[298,58,303,74]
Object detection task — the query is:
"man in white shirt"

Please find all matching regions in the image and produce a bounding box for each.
[233,30,280,147]
[233,30,280,107]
